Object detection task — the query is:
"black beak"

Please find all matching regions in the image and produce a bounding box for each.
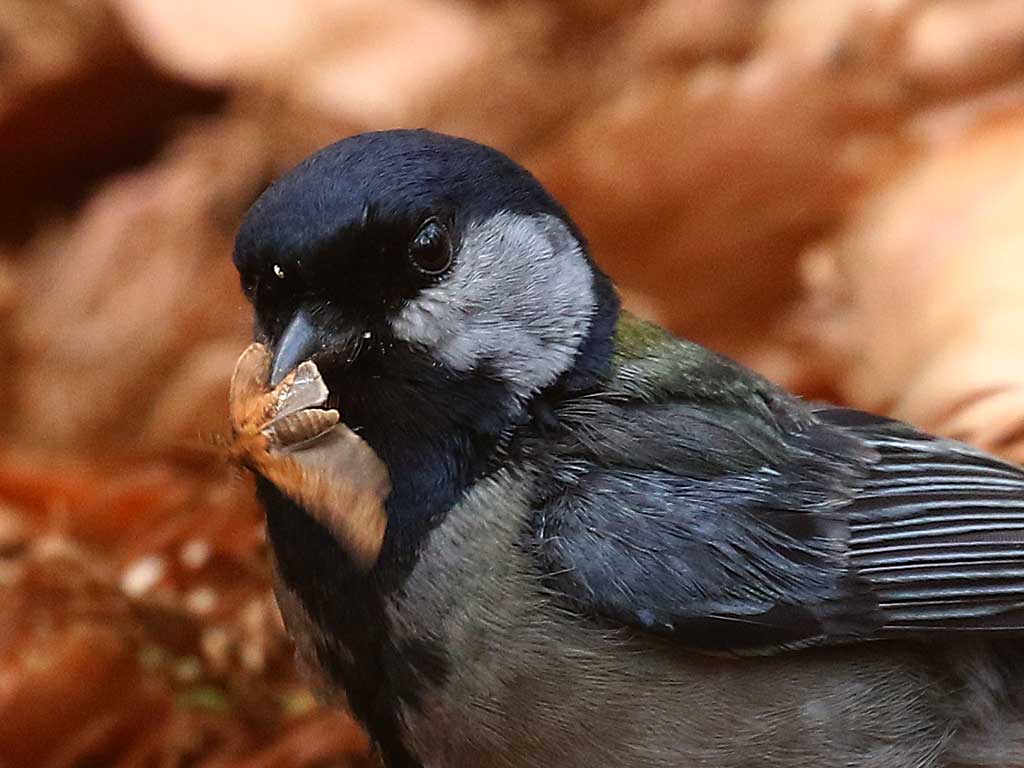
[270,309,321,386]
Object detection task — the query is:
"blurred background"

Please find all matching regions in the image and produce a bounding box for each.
[2,1,1024,765]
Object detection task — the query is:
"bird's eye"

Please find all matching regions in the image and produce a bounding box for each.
[409,218,453,276]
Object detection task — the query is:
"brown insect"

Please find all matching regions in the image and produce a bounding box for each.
[228,343,389,569]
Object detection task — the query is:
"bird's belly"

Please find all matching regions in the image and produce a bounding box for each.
[393,636,959,768]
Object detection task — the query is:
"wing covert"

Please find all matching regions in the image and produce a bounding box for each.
[530,394,1024,653]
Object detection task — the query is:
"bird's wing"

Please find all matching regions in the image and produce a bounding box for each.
[817,407,1024,635]
[530,323,1024,653]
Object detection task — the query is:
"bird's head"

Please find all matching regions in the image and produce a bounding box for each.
[233,130,619,417]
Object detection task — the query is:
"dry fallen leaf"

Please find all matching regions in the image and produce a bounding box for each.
[228,343,389,569]
[0,470,375,768]
[790,114,1024,463]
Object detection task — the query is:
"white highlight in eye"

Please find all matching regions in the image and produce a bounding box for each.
[390,212,596,400]
[273,264,285,279]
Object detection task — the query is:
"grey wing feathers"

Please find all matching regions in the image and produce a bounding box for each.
[822,408,1024,633]
[531,395,882,652]
[535,464,879,652]
[531,392,1024,653]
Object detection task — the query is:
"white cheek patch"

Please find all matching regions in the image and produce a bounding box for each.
[390,212,596,399]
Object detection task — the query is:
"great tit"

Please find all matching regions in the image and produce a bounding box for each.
[233,129,1024,768]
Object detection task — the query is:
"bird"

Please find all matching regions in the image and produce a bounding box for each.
[232,128,1024,768]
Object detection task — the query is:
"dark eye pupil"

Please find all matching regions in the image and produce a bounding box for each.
[409,219,452,275]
